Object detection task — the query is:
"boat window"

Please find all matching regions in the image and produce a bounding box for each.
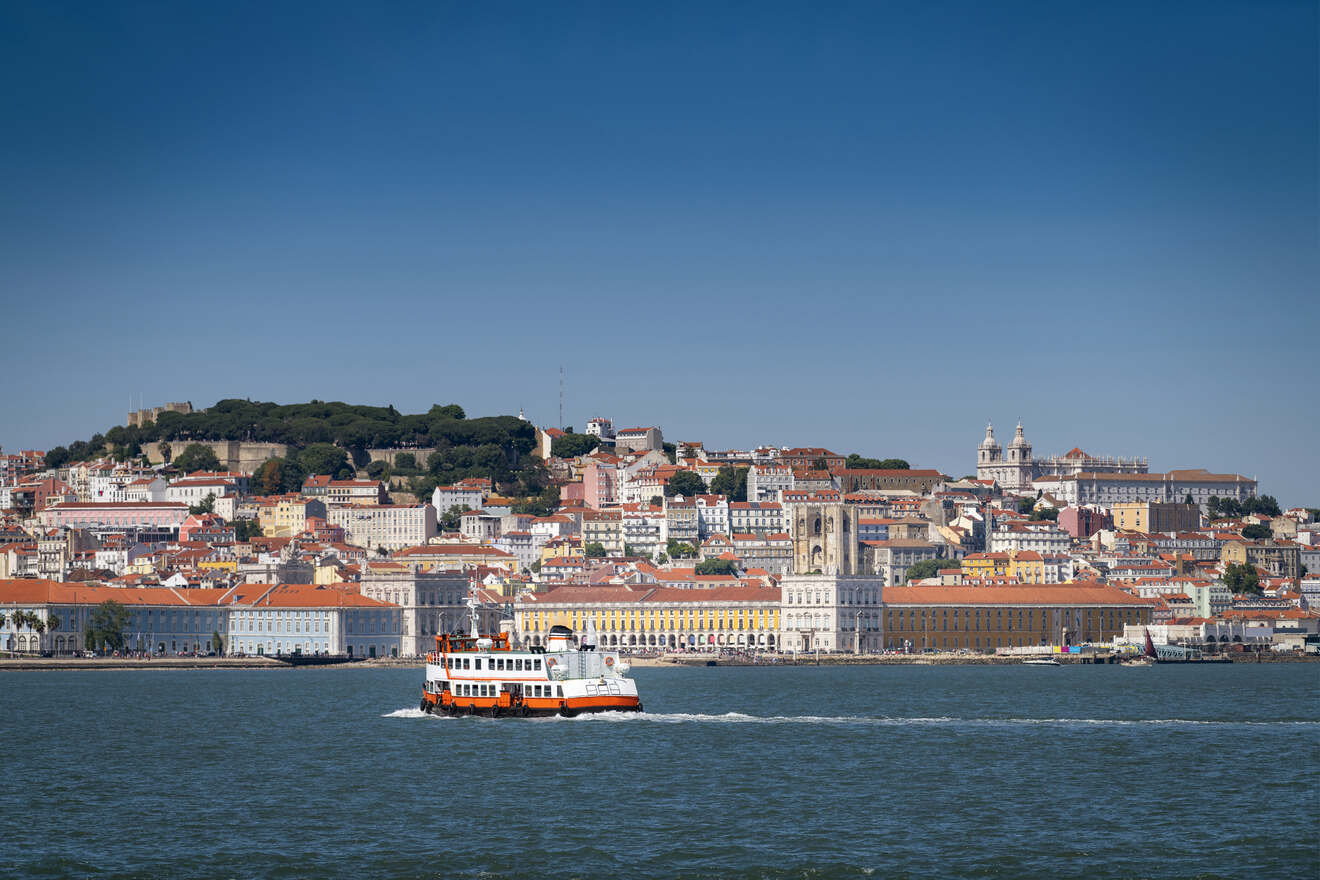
[515,659,523,671]
[533,659,541,671]
[556,685,564,697]
[462,658,470,670]
[474,658,482,670]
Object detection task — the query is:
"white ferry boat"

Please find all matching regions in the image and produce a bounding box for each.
[420,607,642,718]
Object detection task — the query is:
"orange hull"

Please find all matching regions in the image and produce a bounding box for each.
[421,691,641,717]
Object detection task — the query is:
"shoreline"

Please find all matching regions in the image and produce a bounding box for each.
[1,652,1311,671]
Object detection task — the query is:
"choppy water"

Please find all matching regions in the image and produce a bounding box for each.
[1,664,1316,879]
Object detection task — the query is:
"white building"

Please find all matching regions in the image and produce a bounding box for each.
[988,521,1072,555]
[494,531,542,572]
[165,477,237,506]
[431,484,485,516]
[729,501,785,536]
[747,464,793,503]
[778,574,884,653]
[1045,470,1257,511]
[585,417,615,440]
[327,504,438,551]
[695,495,730,539]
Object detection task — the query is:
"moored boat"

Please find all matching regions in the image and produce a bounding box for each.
[1022,657,1060,666]
[419,604,642,718]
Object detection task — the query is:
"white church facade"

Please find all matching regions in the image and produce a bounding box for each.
[977,421,1148,494]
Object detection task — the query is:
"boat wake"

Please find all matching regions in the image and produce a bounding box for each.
[544,712,1319,728]
[381,708,1318,727]
[382,708,448,719]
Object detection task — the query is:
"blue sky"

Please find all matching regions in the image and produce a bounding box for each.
[1,1,1316,504]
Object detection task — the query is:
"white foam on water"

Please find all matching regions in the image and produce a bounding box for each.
[384,707,1319,727]
[550,711,1319,728]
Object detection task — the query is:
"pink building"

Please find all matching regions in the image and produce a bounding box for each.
[1058,506,1112,539]
[582,457,619,510]
[41,502,189,532]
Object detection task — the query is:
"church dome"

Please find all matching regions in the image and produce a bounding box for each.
[1010,420,1030,448]
[979,422,1001,450]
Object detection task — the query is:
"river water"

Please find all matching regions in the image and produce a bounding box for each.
[1,663,1316,879]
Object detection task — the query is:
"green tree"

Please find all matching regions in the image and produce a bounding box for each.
[1243,495,1282,517]
[365,460,390,480]
[212,630,225,656]
[1241,523,1271,541]
[45,446,71,469]
[667,539,697,559]
[662,442,677,464]
[439,505,468,530]
[233,519,262,541]
[666,470,707,498]
[695,559,738,576]
[905,558,959,583]
[709,466,748,502]
[513,485,560,518]
[1184,494,1195,506]
[624,543,639,558]
[1222,562,1262,595]
[393,452,417,472]
[172,443,221,473]
[158,441,172,463]
[846,454,910,470]
[1030,508,1059,522]
[584,542,606,558]
[430,404,466,420]
[649,495,663,508]
[1016,497,1036,514]
[297,443,351,478]
[188,493,216,516]
[551,432,601,459]
[88,600,131,653]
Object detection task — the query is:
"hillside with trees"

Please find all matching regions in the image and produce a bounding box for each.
[42,399,552,500]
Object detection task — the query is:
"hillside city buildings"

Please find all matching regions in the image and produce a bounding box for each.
[0,412,1315,660]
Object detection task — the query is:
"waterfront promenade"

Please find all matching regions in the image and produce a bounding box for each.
[3,650,1312,671]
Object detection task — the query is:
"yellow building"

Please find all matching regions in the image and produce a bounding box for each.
[516,584,781,651]
[539,536,584,565]
[197,558,238,573]
[257,496,328,538]
[1006,550,1044,584]
[882,583,1153,652]
[961,553,1010,579]
[1111,502,1200,534]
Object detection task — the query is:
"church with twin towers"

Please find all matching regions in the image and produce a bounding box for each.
[976,420,1148,493]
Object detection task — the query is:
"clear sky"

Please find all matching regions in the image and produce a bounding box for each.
[1,2,1316,504]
